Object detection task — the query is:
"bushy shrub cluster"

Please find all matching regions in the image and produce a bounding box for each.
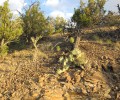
[0,1,66,57]
[0,1,23,57]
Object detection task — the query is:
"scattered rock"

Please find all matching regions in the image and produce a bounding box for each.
[117,92,120,99]
[32,92,40,98]
[64,92,71,100]
[0,93,3,98]
[81,88,87,94]
[91,98,98,100]
[80,71,85,78]
[92,71,106,82]
[104,89,111,99]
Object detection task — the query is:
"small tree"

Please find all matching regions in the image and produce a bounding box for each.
[46,16,55,35]
[46,16,66,34]
[21,1,46,43]
[54,16,66,33]
[0,1,23,57]
[72,0,106,27]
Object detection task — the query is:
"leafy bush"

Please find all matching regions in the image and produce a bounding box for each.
[45,22,55,35]
[72,0,106,27]
[72,9,92,27]
[0,1,23,56]
[21,1,46,43]
[54,16,66,33]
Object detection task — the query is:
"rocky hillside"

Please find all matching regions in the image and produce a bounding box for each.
[0,26,120,100]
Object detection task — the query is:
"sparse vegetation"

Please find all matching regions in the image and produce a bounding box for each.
[57,48,88,74]
[0,0,120,99]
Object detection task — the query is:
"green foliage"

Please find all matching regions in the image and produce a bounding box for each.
[46,22,55,35]
[57,48,88,74]
[69,37,75,43]
[56,45,61,51]
[46,17,55,35]
[21,2,46,43]
[106,39,112,44]
[54,16,66,33]
[0,1,23,42]
[0,1,23,56]
[45,16,66,34]
[0,44,8,57]
[72,9,92,27]
[72,0,106,27]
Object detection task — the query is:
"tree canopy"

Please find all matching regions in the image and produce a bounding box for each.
[0,0,23,56]
[21,2,46,43]
[72,0,106,28]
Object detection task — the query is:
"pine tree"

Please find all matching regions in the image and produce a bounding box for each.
[21,1,46,43]
[72,0,106,27]
[0,1,23,57]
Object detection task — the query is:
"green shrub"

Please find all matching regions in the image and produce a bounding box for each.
[0,44,9,57]
[21,2,46,43]
[0,1,23,56]
[69,37,75,43]
[72,0,106,27]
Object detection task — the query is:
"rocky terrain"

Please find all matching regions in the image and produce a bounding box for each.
[0,26,120,100]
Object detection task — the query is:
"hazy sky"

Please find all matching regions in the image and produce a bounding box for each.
[0,0,120,19]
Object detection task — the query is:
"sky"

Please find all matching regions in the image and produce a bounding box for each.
[0,0,120,19]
